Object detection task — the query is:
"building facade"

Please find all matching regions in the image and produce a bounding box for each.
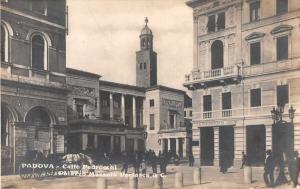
[1,0,67,174]
[184,0,300,167]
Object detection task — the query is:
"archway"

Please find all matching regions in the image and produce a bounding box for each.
[25,106,56,155]
[211,40,224,69]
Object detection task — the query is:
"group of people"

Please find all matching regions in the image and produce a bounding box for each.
[120,149,182,175]
[241,150,300,188]
[263,150,300,188]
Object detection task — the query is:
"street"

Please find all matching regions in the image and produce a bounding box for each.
[1,164,296,189]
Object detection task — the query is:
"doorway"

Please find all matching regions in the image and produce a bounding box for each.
[246,125,266,166]
[219,126,234,167]
[200,127,214,166]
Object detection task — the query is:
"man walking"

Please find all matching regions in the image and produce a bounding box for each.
[240,151,247,169]
[188,153,194,167]
[264,150,275,187]
[289,151,300,188]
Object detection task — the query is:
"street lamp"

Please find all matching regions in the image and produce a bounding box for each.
[270,105,296,124]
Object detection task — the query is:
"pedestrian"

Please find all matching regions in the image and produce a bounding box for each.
[141,160,147,174]
[219,151,228,173]
[133,152,140,175]
[240,151,247,169]
[288,151,300,188]
[264,150,275,187]
[150,151,157,174]
[121,151,128,174]
[188,153,194,167]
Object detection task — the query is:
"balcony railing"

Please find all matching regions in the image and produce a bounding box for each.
[184,65,241,85]
[200,104,300,120]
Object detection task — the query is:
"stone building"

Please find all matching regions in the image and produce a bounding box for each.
[184,0,300,167]
[1,0,67,174]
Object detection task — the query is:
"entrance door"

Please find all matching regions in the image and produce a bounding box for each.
[219,126,234,167]
[163,139,168,153]
[200,127,214,166]
[170,138,176,155]
[113,136,121,154]
[98,135,111,153]
[272,122,294,162]
[246,125,266,166]
[126,139,134,152]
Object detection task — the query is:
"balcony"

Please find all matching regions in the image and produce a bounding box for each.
[183,65,241,90]
[1,62,67,90]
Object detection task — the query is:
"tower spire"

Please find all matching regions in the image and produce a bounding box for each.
[145,17,148,26]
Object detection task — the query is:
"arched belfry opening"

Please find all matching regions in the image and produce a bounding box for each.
[211,40,224,70]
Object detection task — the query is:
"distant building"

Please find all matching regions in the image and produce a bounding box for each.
[184,0,300,167]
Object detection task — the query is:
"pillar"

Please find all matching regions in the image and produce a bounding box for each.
[121,94,125,122]
[72,99,76,112]
[183,138,187,158]
[213,127,219,166]
[168,138,171,152]
[234,126,245,167]
[94,135,98,149]
[82,134,88,150]
[266,125,272,151]
[50,125,54,154]
[121,136,126,152]
[110,136,114,152]
[109,93,114,120]
[134,139,138,151]
[176,138,180,155]
[132,96,136,128]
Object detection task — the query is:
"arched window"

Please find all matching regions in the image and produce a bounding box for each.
[31,35,45,70]
[1,25,5,62]
[211,40,224,69]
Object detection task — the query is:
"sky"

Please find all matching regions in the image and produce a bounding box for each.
[66,0,193,90]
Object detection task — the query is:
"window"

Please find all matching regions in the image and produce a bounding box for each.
[222,92,231,110]
[150,99,154,107]
[76,104,84,119]
[184,111,186,117]
[203,95,212,112]
[250,88,261,107]
[250,1,260,22]
[169,113,175,128]
[31,0,47,15]
[150,114,155,130]
[250,42,261,65]
[1,25,5,62]
[276,0,288,15]
[217,12,225,30]
[189,110,193,117]
[207,15,216,33]
[139,63,143,70]
[32,35,45,70]
[277,85,289,106]
[211,40,224,69]
[207,12,225,33]
[277,36,288,61]
[144,62,146,69]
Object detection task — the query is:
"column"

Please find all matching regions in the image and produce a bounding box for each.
[96,94,101,118]
[132,96,136,128]
[161,139,164,152]
[94,135,98,149]
[50,125,54,154]
[109,93,114,120]
[234,126,245,167]
[82,134,88,150]
[176,138,180,155]
[213,127,219,166]
[168,138,171,152]
[121,94,125,122]
[121,136,126,152]
[183,138,187,158]
[72,99,76,112]
[110,136,114,152]
[266,125,272,152]
[134,139,138,151]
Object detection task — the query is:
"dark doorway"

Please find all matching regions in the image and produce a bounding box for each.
[98,135,111,153]
[170,138,176,155]
[211,40,224,69]
[200,127,214,166]
[219,126,234,167]
[246,125,266,166]
[113,136,121,153]
[272,122,294,163]
[126,138,134,152]
[163,139,168,153]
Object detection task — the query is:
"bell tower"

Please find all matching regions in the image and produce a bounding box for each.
[136,17,157,88]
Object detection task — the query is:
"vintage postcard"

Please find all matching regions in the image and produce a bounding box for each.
[1,0,300,188]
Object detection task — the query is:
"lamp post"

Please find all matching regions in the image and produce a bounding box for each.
[270,105,296,184]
